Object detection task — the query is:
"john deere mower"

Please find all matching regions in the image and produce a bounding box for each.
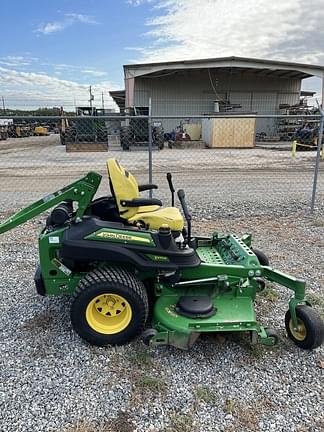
[0,159,323,350]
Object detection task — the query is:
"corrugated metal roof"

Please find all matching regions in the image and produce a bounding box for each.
[109,90,125,111]
[124,56,324,79]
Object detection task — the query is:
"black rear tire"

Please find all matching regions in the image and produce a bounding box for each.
[285,305,324,350]
[71,266,148,346]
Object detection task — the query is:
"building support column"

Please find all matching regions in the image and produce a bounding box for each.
[322,75,324,108]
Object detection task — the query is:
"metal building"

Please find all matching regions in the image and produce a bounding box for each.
[110,56,324,135]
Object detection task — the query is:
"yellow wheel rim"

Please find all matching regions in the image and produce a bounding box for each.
[86,293,132,334]
[289,318,307,341]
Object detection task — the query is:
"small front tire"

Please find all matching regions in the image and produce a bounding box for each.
[285,305,324,350]
[253,248,270,266]
[265,328,279,345]
[142,328,157,346]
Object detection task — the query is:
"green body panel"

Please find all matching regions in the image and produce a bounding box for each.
[85,227,155,247]
[38,227,82,295]
[0,172,102,295]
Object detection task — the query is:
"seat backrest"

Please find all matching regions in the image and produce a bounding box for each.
[107,159,139,219]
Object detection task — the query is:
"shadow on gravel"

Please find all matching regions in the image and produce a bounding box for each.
[19,311,52,331]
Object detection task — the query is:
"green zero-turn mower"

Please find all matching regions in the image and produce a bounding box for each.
[1,159,323,350]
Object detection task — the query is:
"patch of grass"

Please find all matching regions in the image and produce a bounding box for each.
[224,398,235,413]
[223,399,259,431]
[63,421,94,432]
[306,292,324,316]
[313,219,324,227]
[260,285,279,302]
[195,385,218,404]
[165,413,197,432]
[306,292,324,308]
[136,375,167,393]
[127,348,153,368]
[63,412,134,432]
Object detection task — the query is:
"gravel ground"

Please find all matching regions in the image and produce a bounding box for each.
[0,135,323,217]
[0,209,323,432]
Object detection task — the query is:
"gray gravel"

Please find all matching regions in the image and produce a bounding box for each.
[0,211,323,432]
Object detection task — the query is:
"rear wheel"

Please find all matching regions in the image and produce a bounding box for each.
[71,267,148,346]
[285,305,324,350]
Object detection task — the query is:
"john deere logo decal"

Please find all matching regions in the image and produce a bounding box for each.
[86,228,155,246]
[96,231,150,243]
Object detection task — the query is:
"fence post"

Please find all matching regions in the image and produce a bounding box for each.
[310,110,324,211]
[148,97,153,198]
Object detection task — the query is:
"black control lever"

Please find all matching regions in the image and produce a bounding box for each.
[166,172,175,206]
[177,189,191,242]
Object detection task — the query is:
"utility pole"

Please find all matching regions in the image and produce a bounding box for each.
[89,86,94,113]
[1,96,5,114]
[101,92,105,110]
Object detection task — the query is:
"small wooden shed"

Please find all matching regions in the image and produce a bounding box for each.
[202,115,256,148]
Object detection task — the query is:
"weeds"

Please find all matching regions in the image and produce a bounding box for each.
[260,285,279,302]
[136,375,167,393]
[195,385,218,404]
[165,412,196,432]
[127,348,153,368]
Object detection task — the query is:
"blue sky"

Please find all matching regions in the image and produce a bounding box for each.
[0,1,153,84]
[0,0,160,108]
[0,0,323,109]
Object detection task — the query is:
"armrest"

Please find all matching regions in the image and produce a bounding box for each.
[120,198,162,207]
[138,184,158,192]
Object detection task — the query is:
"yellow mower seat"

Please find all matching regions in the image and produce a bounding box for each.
[128,207,184,231]
[107,159,184,231]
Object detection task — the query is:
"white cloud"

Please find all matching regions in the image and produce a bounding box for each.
[65,13,98,24]
[36,13,98,35]
[0,55,38,67]
[127,0,155,6]
[130,0,324,65]
[81,69,107,77]
[0,66,118,110]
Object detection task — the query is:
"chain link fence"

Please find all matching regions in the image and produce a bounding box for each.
[0,111,323,219]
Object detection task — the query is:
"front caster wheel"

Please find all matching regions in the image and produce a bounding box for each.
[285,305,324,350]
[255,277,266,292]
[253,248,270,266]
[265,328,279,345]
[142,328,157,346]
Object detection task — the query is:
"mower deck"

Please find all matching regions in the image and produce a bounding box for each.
[150,237,279,349]
[153,292,265,348]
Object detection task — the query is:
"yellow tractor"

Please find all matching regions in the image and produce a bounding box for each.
[34,126,49,136]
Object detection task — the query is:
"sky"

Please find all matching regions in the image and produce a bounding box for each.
[1,0,324,110]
